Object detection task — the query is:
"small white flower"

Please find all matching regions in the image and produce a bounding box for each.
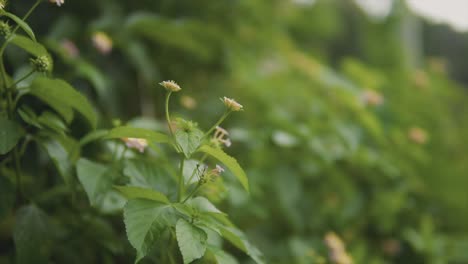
[49,0,64,7]
[121,137,148,153]
[92,31,113,54]
[222,97,243,111]
[213,126,232,147]
[159,80,181,92]
[211,164,224,176]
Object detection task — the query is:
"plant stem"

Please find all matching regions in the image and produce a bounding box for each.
[186,153,208,185]
[0,0,42,203]
[182,184,201,203]
[202,110,231,139]
[7,69,35,90]
[165,92,174,137]
[177,156,185,202]
[13,147,23,202]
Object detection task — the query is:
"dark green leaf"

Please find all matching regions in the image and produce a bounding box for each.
[0,11,36,41]
[76,159,125,212]
[37,111,69,135]
[176,218,208,264]
[13,205,52,264]
[28,77,97,128]
[0,117,23,155]
[41,139,73,184]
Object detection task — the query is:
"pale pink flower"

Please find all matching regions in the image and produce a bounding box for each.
[362,89,383,106]
[61,39,79,58]
[408,127,428,144]
[121,138,148,153]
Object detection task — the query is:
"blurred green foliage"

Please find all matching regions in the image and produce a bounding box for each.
[2,0,468,263]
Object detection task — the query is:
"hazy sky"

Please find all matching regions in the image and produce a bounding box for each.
[355,0,468,31]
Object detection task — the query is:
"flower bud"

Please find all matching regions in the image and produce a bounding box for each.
[159,80,181,92]
[222,97,243,111]
[0,21,11,38]
[30,55,51,73]
[49,0,64,6]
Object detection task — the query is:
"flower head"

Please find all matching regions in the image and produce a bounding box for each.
[324,232,353,264]
[49,0,64,7]
[159,80,181,92]
[30,55,51,73]
[222,97,243,111]
[92,31,113,54]
[180,95,197,109]
[0,21,11,38]
[121,138,148,153]
[212,165,225,175]
[408,127,428,144]
[362,89,383,106]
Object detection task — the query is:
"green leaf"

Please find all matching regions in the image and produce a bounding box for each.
[18,105,42,128]
[79,129,109,146]
[9,35,52,70]
[1,11,36,41]
[209,247,239,264]
[187,197,223,214]
[41,139,74,184]
[106,126,170,144]
[0,117,23,155]
[28,77,97,128]
[175,126,204,158]
[37,111,69,135]
[220,227,264,264]
[124,199,177,263]
[114,186,170,204]
[14,205,52,264]
[176,218,208,264]
[123,159,175,194]
[198,145,249,192]
[76,158,125,213]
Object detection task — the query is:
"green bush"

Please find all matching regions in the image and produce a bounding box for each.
[1,0,468,263]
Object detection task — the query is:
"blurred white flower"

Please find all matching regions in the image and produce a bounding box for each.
[159,80,182,92]
[92,31,113,54]
[213,126,232,147]
[49,0,64,7]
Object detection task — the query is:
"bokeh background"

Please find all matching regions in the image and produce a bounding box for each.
[4,0,468,263]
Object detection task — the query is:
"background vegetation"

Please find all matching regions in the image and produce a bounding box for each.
[1,0,468,263]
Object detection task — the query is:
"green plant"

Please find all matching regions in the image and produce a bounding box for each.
[0,1,262,263]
